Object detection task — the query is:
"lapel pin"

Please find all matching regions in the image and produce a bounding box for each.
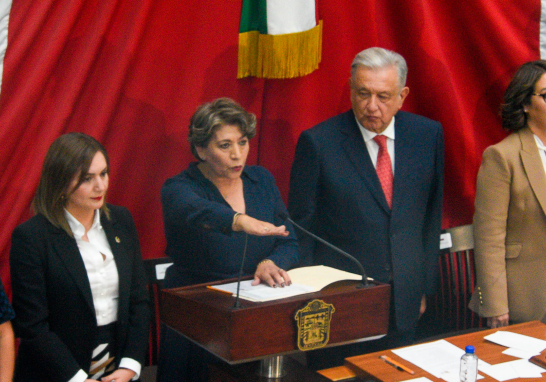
[115,236,121,243]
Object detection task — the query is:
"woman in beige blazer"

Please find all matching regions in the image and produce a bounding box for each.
[469,60,546,328]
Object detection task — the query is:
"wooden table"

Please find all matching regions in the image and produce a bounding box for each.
[344,321,546,382]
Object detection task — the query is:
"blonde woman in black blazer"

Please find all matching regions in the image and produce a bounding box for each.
[10,133,150,382]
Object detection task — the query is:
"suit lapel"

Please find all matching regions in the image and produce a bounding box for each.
[339,111,391,213]
[391,116,412,213]
[101,211,130,318]
[519,128,546,217]
[50,226,95,314]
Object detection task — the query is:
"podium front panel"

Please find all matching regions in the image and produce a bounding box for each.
[161,279,390,363]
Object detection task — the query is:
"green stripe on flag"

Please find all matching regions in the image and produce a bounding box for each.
[240,0,267,34]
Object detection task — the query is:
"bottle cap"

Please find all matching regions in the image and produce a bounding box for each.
[465,345,475,354]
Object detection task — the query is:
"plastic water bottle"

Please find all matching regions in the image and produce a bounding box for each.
[460,345,478,382]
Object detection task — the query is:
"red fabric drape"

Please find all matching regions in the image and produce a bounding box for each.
[0,0,540,296]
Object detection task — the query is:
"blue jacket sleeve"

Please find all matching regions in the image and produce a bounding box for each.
[161,176,236,236]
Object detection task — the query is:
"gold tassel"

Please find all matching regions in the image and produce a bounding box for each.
[238,20,323,79]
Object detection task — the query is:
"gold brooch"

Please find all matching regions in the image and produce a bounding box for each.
[115,236,121,243]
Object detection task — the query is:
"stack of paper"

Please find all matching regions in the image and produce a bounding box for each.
[209,265,364,302]
[392,331,546,382]
[392,340,480,382]
[478,331,546,380]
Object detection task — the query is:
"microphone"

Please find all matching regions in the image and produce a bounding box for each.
[279,212,370,288]
[233,233,249,309]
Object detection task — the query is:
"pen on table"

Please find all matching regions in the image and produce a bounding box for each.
[206,285,233,295]
[379,355,415,375]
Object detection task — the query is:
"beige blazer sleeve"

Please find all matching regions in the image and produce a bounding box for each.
[468,142,511,318]
[469,128,546,322]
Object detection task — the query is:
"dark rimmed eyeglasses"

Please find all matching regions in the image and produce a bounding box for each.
[532,93,546,102]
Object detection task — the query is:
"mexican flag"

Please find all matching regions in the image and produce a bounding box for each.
[238,0,322,79]
[0,0,11,93]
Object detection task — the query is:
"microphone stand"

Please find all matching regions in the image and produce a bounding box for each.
[233,233,249,309]
[281,214,370,288]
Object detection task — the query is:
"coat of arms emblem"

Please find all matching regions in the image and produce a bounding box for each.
[294,299,335,351]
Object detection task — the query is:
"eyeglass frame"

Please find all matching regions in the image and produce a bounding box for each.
[531,93,546,102]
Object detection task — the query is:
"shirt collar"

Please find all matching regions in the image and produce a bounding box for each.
[534,134,546,151]
[356,116,396,142]
[65,209,102,239]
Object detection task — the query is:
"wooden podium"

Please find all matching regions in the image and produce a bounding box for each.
[160,278,390,380]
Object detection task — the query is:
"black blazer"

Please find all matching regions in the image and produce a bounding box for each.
[288,110,444,332]
[10,204,150,382]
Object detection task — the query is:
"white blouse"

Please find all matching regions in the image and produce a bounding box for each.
[533,134,546,175]
[65,209,119,326]
[65,209,140,382]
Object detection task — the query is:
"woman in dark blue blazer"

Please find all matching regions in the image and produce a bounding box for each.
[157,98,300,382]
[10,133,150,382]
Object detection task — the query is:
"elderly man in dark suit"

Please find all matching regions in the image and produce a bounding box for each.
[288,47,444,368]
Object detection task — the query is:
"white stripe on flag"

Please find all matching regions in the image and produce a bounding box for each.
[541,0,546,58]
[266,0,316,35]
[0,0,12,94]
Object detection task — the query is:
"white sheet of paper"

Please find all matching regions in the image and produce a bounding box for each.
[393,340,488,380]
[392,340,465,378]
[210,265,364,302]
[287,265,363,290]
[439,232,453,250]
[155,262,172,280]
[502,347,540,359]
[479,362,519,381]
[511,359,545,378]
[479,359,545,380]
[402,378,434,382]
[484,331,546,354]
[441,366,485,382]
[211,280,316,302]
[440,370,458,382]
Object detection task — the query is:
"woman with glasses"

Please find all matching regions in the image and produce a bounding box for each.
[469,60,546,328]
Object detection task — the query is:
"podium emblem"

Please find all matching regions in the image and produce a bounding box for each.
[294,299,335,351]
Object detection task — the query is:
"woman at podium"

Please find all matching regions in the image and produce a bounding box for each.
[158,98,300,382]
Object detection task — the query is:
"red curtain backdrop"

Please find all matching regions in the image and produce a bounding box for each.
[0,0,540,296]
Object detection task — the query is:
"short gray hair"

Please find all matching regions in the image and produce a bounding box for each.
[188,98,257,161]
[351,47,408,88]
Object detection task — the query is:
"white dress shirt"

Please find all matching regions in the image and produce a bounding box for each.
[356,116,396,174]
[66,209,119,325]
[65,209,140,382]
[533,134,546,175]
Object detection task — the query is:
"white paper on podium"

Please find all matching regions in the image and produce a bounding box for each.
[211,280,315,302]
[208,265,364,302]
[287,265,363,290]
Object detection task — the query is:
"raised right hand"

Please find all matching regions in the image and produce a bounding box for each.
[232,214,289,237]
